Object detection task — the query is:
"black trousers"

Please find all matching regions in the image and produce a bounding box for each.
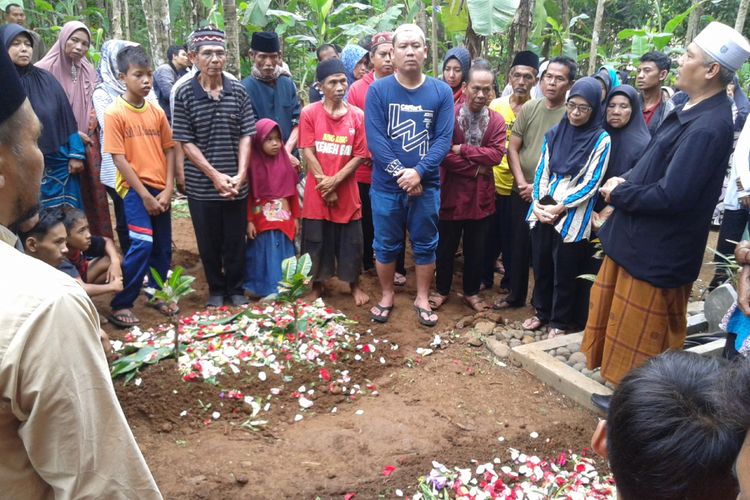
[481,194,513,289]
[435,216,492,296]
[106,186,130,254]
[530,223,589,330]
[358,182,375,272]
[505,191,531,305]
[710,208,750,290]
[188,197,247,296]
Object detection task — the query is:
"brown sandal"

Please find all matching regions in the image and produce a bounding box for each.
[428,292,449,310]
[463,294,488,312]
[522,315,547,330]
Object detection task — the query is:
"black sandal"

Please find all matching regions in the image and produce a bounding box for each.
[370,303,393,323]
[413,305,438,327]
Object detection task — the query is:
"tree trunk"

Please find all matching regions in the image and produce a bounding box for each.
[223,0,240,77]
[464,15,484,59]
[686,0,702,43]
[111,0,123,39]
[123,0,131,40]
[431,0,439,76]
[737,0,750,33]
[516,0,532,51]
[141,0,171,66]
[416,0,428,47]
[561,0,570,32]
[588,0,606,75]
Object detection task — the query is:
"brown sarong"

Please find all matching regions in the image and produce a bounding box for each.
[580,256,691,386]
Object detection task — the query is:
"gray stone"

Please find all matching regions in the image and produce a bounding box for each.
[486,338,511,359]
[569,352,586,365]
[686,301,705,316]
[547,348,557,357]
[567,343,581,352]
[456,315,474,329]
[522,335,535,345]
[555,355,567,363]
[496,330,514,341]
[511,329,525,340]
[475,321,496,336]
[582,368,593,377]
[573,362,585,372]
[686,313,709,335]
[509,339,522,348]
[705,284,737,331]
[592,373,605,385]
[556,347,571,357]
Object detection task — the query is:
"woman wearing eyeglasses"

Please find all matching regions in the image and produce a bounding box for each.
[523,77,611,337]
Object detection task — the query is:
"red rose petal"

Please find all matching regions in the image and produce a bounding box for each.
[382,465,396,477]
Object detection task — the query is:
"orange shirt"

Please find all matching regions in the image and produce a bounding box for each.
[103,97,174,197]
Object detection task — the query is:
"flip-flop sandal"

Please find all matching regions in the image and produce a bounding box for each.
[147,300,180,316]
[463,295,488,312]
[548,328,568,339]
[428,293,448,310]
[370,304,394,323]
[492,299,519,310]
[522,316,547,331]
[413,305,438,327]
[394,273,407,286]
[108,310,140,329]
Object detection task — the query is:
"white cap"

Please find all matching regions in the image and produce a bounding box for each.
[693,22,750,72]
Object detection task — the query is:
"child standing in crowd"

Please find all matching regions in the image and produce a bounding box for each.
[58,208,124,298]
[103,45,175,328]
[244,118,300,298]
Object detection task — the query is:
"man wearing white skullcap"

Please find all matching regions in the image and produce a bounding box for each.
[582,22,750,411]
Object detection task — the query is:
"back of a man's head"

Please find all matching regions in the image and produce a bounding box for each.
[607,351,742,500]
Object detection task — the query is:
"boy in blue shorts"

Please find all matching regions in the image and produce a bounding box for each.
[104,45,175,328]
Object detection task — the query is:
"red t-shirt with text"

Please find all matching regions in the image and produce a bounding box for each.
[299,102,368,222]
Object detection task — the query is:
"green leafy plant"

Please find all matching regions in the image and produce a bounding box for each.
[148,265,196,358]
[110,266,195,382]
[709,244,742,288]
[211,253,313,332]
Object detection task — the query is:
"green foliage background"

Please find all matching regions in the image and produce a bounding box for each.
[6,0,750,92]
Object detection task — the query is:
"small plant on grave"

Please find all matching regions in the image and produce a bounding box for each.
[110,266,196,383]
[708,243,742,289]
[147,266,196,358]
[210,254,314,338]
[578,239,604,283]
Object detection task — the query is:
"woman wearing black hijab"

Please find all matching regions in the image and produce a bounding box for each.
[593,85,651,228]
[0,23,84,209]
[523,77,611,337]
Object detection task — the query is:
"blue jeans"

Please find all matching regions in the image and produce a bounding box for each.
[111,187,172,310]
[371,187,439,266]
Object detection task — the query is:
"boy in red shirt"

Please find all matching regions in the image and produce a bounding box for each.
[299,58,369,305]
[103,45,175,327]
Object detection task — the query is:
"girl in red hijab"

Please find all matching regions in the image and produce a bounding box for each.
[244,118,301,297]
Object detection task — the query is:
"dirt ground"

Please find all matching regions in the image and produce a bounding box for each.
[97,218,720,499]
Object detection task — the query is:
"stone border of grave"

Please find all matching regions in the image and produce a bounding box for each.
[490,332,726,413]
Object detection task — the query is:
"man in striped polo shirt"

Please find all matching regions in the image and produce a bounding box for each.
[172,27,256,308]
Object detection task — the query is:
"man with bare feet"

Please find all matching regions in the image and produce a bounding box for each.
[299,58,370,306]
[365,24,454,326]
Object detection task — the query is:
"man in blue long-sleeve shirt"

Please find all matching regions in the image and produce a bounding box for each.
[582,22,750,408]
[365,24,454,327]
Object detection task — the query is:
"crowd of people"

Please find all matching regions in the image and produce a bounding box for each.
[4,3,750,496]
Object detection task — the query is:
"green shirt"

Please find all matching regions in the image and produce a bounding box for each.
[511,98,566,189]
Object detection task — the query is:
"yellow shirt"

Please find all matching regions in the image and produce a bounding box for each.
[489,96,516,196]
[0,226,162,499]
